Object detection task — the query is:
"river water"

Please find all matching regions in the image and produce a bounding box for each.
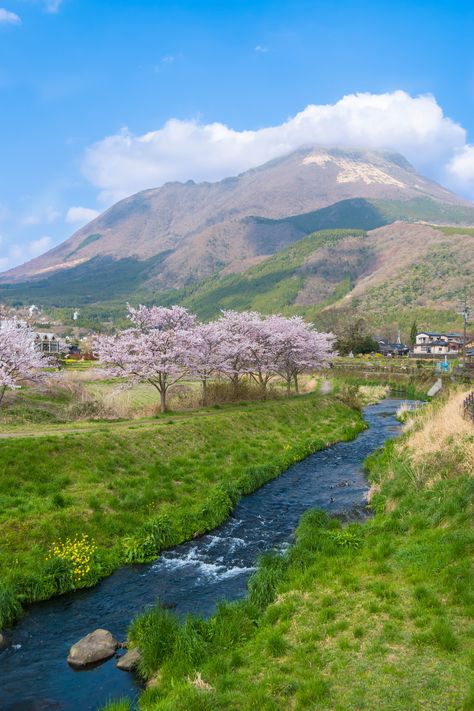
[0,398,407,710]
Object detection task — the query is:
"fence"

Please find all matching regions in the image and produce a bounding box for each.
[463,392,474,423]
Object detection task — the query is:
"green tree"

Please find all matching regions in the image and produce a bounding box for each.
[334,317,378,355]
[410,320,418,346]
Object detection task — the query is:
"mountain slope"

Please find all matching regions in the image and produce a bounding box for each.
[176,223,474,331]
[2,146,473,297]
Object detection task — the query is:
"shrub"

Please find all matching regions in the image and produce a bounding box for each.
[129,604,179,678]
[47,534,97,584]
[0,584,22,628]
[266,629,289,657]
[431,620,459,652]
[296,676,330,708]
[100,700,132,711]
[248,552,289,611]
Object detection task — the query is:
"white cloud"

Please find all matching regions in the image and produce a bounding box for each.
[44,0,62,13]
[255,45,269,53]
[161,55,175,64]
[22,206,60,226]
[82,91,474,203]
[0,8,21,25]
[0,243,23,272]
[0,236,53,272]
[29,235,52,256]
[65,206,100,226]
[446,145,474,194]
[0,203,10,222]
[9,244,22,260]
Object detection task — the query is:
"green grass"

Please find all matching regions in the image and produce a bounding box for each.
[0,393,364,628]
[122,396,474,711]
[435,225,474,237]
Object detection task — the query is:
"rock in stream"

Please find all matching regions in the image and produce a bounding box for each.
[67,629,118,668]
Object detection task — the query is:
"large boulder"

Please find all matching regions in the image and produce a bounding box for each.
[116,647,141,671]
[67,629,118,668]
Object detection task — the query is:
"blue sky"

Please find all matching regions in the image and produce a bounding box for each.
[1,0,474,270]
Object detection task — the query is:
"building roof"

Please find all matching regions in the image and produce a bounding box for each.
[419,340,458,347]
[34,332,57,340]
[379,342,409,350]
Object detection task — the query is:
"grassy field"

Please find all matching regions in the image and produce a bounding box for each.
[115,390,474,711]
[0,392,364,629]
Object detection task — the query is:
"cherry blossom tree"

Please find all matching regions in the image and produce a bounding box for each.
[185,321,224,406]
[127,304,196,331]
[0,319,51,406]
[267,315,335,395]
[214,310,256,393]
[245,313,280,398]
[95,305,196,413]
[95,303,335,411]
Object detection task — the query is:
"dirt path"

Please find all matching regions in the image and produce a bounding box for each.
[0,401,272,439]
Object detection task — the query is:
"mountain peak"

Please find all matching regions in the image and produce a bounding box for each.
[1,146,472,299]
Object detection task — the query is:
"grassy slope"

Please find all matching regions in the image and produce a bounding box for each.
[0,393,364,628]
[177,224,474,333]
[352,226,474,330]
[125,391,474,711]
[180,229,366,320]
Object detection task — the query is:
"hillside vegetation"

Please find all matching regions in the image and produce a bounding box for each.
[8,221,472,335]
[120,391,474,711]
[181,229,365,320]
[4,195,474,313]
[177,223,474,332]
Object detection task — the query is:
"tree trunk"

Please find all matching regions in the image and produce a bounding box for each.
[286,378,291,397]
[0,384,7,407]
[294,374,299,394]
[160,387,167,413]
[231,374,240,398]
[202,378,208,407]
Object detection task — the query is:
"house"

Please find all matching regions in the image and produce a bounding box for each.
[0,319,61,354]
[465,336,474,352]
[413,332,464,356]
[33,333,61,354]
[376,337,410,357]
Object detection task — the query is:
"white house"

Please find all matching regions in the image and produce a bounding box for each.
[413,332,463,356]
[0,319,61,354]
[34,333,61,354]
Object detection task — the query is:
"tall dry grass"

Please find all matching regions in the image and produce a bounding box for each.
[401,390,474,484]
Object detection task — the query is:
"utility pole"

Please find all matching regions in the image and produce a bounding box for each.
[457,296,470,367]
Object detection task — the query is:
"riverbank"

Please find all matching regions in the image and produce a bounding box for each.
[0,392,364,629]
[121,390,474,711]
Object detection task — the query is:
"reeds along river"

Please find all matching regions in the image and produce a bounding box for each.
[0,398,409,711]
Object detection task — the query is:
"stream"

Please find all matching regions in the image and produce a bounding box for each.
[0,398,408,710]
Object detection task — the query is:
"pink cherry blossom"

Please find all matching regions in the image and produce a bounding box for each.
[95,304,335,411]
[184,321,225,405]
[95,305,196,413]
[0,319,52,406]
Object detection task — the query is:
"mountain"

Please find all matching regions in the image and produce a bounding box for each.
[175,223,474,332]
[2,146,474,309]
